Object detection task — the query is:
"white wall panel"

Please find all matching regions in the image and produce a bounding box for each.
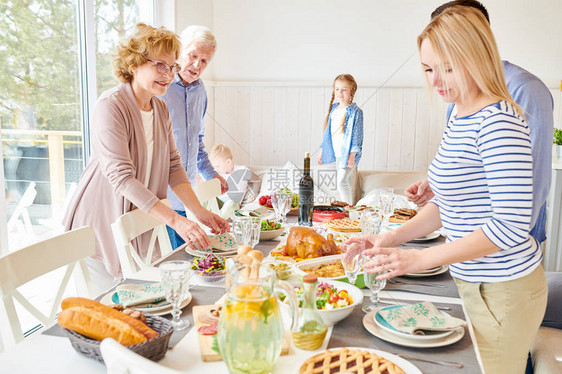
[205,83,562,173]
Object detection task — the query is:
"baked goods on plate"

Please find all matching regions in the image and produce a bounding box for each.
[322,218,361,232]
[299,348,409,374]
[389,208,417,223]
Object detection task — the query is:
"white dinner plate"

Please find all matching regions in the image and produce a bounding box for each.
[374,305,455,341]
[363,308,465,348]
[403,265,449,278]
[300,347,421,374]
[185,246,238,257]
[409,231,441,242]
[100,291,192,316]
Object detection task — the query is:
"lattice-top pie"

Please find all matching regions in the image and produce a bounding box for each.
[299,348,406,374]
[322,218,361,232]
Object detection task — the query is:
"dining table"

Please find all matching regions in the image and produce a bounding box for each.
[0,221,485,374]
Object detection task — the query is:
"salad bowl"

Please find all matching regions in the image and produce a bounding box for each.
[280,279,363,326]
[192,253,226,283]
[260,220,285,241]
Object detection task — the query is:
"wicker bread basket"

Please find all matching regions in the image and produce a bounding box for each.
[63,314,173,364]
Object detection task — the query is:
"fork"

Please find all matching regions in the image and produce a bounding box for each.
[388,278,446,288]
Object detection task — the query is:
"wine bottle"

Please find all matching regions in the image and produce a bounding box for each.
[298,152,314,226]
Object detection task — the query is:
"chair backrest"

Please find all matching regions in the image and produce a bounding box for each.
[111,199,173,279]
[7,181,37,236]
[0,226,95,347]
[193,178,221,214]
[100,338,184,374]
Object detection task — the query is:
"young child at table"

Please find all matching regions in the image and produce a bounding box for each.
[209,144,260,215]
[317,74,363,205]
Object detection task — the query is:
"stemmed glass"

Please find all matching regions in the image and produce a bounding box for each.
[271,190,292,224]
[159,260,192,330]
[340,241,365,286]
[378,187,395,226]
[232,216,260,248]
[360,208,382,235]
[361,253,387,313]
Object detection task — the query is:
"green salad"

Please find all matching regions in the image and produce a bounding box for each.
[261,219,282,231]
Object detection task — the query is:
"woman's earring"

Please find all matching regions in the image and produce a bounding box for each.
[349,98,352,104]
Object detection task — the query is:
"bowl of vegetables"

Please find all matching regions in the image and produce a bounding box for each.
[191,253,226,283]
[278,279,363,326]
[260,220,285,241]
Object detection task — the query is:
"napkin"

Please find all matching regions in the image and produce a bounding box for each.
[113,283,168,309]
[235,206,270,218]
[378,301,466,335]
[209,233,237,252]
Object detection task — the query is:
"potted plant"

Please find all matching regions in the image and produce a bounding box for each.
[554,128,562,160]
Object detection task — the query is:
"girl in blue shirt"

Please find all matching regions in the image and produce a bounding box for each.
[317,74,363,204]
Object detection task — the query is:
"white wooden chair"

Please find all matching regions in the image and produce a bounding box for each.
[0,226,94,348]
[7,181,37,240]
[111,199,176,279]
[100,338,183,374]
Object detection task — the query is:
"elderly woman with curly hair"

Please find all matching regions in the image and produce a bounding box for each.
[64,23,228,293]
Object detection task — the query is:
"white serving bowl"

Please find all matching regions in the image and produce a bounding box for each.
[280,279,363,327]
[260,227,285,241]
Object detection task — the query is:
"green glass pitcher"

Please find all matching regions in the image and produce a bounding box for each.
[218,260,297,374]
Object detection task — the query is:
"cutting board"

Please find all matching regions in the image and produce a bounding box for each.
[193,305,291,362]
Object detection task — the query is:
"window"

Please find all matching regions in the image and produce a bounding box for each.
[0,0,155,254]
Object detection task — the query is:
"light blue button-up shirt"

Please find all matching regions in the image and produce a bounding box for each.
[446,61,554,243]
[162,75,217,211]
[320,102,364,169]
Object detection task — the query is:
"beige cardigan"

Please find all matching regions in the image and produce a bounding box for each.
[63,83,189,277]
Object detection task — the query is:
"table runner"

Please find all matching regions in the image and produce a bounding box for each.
[328,302,482,373]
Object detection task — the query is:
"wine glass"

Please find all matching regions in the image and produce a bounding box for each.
[378,187,395,226]
[361,253,387,313]
[340,241,365,285]
[159,260,192,330]
[271,190,292,224]
[232,216,260,248]
[360,208,382,235]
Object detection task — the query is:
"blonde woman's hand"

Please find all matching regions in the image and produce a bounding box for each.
[317,150,322,165]
[362,246,426,280]
[195,209,230,235]
[343,232,390,251]
[172,215,211,251]
[405,179,434,207]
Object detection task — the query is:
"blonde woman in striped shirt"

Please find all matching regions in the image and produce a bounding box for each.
[346,6,547,373]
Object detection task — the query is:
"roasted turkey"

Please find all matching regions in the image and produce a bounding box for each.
[285,227,338,259]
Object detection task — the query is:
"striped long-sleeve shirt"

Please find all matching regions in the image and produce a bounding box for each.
[428,101,542,283]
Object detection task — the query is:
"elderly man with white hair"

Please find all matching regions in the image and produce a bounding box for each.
[163,25,228,249]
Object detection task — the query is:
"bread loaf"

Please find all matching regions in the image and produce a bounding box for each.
[58,306,147,345]
[60,297,159,341]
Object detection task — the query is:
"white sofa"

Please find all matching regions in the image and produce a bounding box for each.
[247,163,427,205]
